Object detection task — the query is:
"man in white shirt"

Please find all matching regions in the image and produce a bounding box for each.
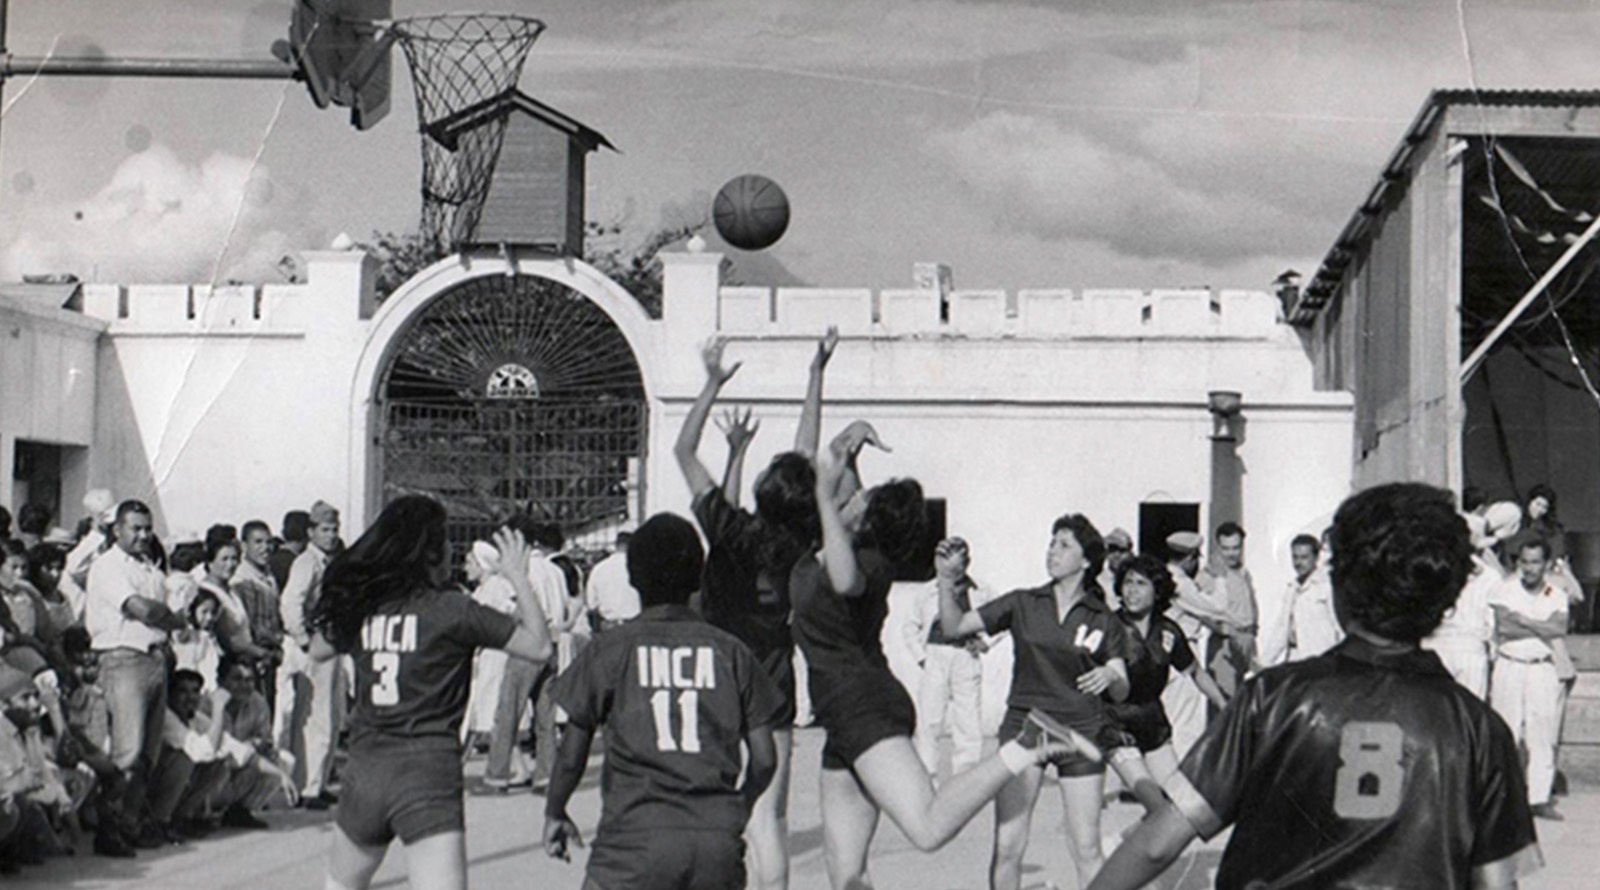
[903,537,992,778]
[585,532,641,631]
[273,499,342,809]
[1260,535,1342,666]
[62,488,118,623]
[1489,536,1569,821]
[85,499,186,847]
[1163,531,1217,756]
[485,517,575,790]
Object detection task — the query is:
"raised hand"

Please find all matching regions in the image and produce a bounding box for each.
[492,528,530,581]
[813,325,840,370]
[716,407,760,454]
[831,419,891,459]
[702,336,742,386]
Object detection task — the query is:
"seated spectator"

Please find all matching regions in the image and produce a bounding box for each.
[205,657,296,826]
[172,590,224,692]
[57,628,133,858]
[151,669,292,838]
[0,663,58,872]
[0,541,49,643]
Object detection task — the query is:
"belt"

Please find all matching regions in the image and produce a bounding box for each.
[1498,651,1553,665]
[97,643,167,657]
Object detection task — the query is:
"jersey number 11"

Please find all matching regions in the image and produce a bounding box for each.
[650,690,702,753]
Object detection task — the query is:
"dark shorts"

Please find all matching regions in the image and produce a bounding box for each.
[1106,701,1172,754]
[816,671,916,771]
[585,829,746,890]
[336,743,464,847]
[997,706,1125,778]
[757,646,798,730]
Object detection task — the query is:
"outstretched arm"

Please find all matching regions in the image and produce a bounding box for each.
[674,337,742,500]
[740,725,778,815]
[716,407,760,509]
[823,419,890,509]
[1187,663,1231,710]
[795,326,838,457]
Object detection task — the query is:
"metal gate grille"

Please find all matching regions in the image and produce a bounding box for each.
[376,273,646,559]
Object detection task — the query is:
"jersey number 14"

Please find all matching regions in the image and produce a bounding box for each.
[1333,721,1404,819]
[650,690,702,753]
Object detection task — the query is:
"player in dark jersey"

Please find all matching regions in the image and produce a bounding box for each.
[542,512,783,890]
[305,496,553,890]
[1090,483,1541,890]
[794,447,1092,890]
[938,514,1135,890]
[1103,554,1228,815]
[673,330,836,890]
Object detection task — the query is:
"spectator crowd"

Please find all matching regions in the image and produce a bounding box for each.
[0,491,636,872]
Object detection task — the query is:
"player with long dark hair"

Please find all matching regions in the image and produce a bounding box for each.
[794,445,1089,890]
[673,331,836,890]
[306,496,552,890]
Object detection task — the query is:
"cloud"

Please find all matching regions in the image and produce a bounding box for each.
[2,144,307,283]
[924,111,1326,264]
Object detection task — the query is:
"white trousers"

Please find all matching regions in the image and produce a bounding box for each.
[1427,640,1489,699]
[913,644,984,776]
[1161,669,1207,760]
[1490,658,1562,806]
[274,647,345,797]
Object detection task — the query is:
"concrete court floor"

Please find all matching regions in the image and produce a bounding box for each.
[10,727,1594,890]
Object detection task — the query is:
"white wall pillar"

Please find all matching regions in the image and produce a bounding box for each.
[659,251,724,387]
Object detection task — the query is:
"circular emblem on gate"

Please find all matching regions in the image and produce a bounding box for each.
[485,363,539,400]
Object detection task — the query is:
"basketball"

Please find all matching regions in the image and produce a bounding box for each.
[713,174,790,251]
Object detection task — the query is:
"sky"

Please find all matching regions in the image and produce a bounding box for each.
[2,0,1599,293]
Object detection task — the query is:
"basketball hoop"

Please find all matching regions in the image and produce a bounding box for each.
[389,14,546,254]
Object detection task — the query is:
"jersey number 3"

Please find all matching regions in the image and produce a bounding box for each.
[650,690,701,753]
[1333,721,1404,819]
[371,652,400,706]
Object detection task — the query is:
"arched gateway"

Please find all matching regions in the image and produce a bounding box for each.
[349,254,657,561]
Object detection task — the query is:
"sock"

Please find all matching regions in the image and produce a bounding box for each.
[998,740,1034,775]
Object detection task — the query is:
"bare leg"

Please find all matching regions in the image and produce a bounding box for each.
[748,727,794,890]
[851,735,1020,851]
[1057,772,1107,888]
[403,830,469,890]
[820,767,881,890]
[988,766,1044,890]
[327,823,387,890]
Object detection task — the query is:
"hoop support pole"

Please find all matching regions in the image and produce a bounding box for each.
[0,55,298,80]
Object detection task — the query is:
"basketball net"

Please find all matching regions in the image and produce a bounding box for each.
[389,14,546,254]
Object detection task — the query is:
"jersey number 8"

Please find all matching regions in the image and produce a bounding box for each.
[1333,721,1404,819]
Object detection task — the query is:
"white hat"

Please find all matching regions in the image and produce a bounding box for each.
[1483,501,1523,544]
[470,540,501,574]
[83,488,116,522]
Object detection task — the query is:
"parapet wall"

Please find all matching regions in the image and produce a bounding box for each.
[715,285,1281,339]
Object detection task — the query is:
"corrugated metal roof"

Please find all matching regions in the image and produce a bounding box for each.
[1289,89,1600,326]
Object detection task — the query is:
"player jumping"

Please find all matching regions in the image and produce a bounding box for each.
[307,497,553,890]
[793,442,1091,890]
[1090,483,1541,890]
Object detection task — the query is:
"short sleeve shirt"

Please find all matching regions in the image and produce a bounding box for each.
[1170,637,1541,890]
[789,549,897,712]
[977,584,1135,719]
[1489,576,1567,661]
[341,587,518,752]
[691,488,793,664]
[1118,612,1194,705]
[549,604,783,836]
